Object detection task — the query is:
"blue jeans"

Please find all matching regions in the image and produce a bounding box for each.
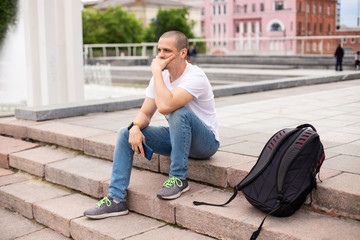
[108,107,219,201]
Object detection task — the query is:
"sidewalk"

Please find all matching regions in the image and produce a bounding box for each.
[57,78,360,169]
[0,78,359,239]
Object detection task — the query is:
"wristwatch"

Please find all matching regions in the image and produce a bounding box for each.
[128,122,140,131]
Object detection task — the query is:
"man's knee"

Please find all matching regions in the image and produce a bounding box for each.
[168,107,191,122]
[117,127,129,144]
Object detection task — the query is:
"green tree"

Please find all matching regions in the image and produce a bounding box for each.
[145,8,194,42]
[0,0,18,49]
[82,6,144,44]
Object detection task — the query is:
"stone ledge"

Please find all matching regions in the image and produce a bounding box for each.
[1,130,359,221]
[33,194,97,237]
[45,155,112,198]
[27,122,111,151]
[9,146,76,177]
[0,180,70,219]
[0,135,39,168]
[13,72,360,121]
[70,213,165,240]
[15,96,145,121]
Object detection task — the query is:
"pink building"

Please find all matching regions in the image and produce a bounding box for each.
[178,0,338,55]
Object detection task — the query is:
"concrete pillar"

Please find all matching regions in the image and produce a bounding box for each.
[255,21,260,50]
[239,22,244,50]
[247,22,252,51]
[23,0,84,107]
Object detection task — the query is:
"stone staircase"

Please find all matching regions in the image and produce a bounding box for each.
[0,118,359,240]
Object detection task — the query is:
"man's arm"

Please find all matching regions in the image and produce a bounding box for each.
[128,97,157,157]
[151,56,193,115]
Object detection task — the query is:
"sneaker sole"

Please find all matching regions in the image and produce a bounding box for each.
[85,209,129,219]
[157,185,190,200]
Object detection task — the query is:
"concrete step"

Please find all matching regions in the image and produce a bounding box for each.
[1,206,70,240]
[1,163,359,240]
[0,170,215,240]
[1,119,359,221]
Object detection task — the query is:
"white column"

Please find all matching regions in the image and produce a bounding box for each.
[23,0,41,106]
[255,22,260,50]
[23,0,84,107]
[239,22,244,50]
[247,22,252,51]
[64,0,84,103]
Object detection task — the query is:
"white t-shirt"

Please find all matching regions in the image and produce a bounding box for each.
[146,62,219,141]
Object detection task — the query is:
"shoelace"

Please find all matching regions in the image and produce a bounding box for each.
[96,197,112,208]
[163,176,183,188]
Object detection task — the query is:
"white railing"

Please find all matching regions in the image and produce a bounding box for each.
[83,35,360,62]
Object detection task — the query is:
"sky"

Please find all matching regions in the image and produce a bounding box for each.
[341,0,359,27]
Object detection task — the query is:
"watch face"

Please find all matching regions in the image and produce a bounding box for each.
[128,122,133,130]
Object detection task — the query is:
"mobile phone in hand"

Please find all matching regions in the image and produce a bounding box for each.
[142,142,153,161]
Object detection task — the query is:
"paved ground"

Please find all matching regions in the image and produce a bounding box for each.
[1,75,359,239]
[57,78,360,177]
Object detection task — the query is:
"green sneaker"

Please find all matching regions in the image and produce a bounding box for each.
[157,176,190,200]
[84,196,128,219]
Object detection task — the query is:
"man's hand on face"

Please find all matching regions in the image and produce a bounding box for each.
[151,54,176,74]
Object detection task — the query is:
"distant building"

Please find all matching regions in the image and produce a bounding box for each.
[335,27,360,55]
[178,0,360,55]
[92,0,202,37]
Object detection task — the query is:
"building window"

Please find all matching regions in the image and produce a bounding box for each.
[313,23,316,34]
[224,5,227,14]
[313,42,317,52]
[252,22,256,32]
[327,6,330,16]
[275,1,284,10]
[271,23,282,31]
[320,23,322,33]
[213,6,216,15]
[298,1,302,12]
[327,41,330,51]
[307,23,310,34]
[319,4,322,14]
[236,23,240,33]
[343,38,347,43]
[313,4,316,14]
[327,24,331,34]
[244,4,247,13]
[244,22,248,33]
[237,5,241,13]
[307,3,310,13]
[252,3,256,12]
[218,23,221,33]
[218,5,221,15]
[213,24,216,34]
[298,22,302,34]
[351,38,355,43]
[201,8,205,16]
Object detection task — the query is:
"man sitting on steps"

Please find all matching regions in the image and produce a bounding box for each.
[84,31,219,219]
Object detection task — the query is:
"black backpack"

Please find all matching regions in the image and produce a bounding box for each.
[194,124,325,240]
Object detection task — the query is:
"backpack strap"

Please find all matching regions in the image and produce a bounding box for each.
[193,186,238,207]
[277,126,319,193]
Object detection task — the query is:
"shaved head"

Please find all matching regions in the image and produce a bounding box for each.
[160,31,189,51]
